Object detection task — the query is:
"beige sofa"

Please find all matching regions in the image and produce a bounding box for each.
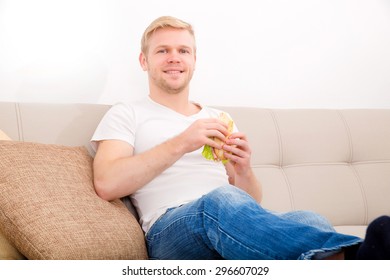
[1,102,389,259]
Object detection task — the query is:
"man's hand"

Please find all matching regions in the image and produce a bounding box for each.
[222,132,263,203]
[222,132,252,175]
[177,118,230,153]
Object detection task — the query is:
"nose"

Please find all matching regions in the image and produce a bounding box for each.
[167,50,181,63]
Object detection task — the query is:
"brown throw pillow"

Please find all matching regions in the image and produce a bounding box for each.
[0,141,147,259]
[0,130,25,260]
[0,228,26,259]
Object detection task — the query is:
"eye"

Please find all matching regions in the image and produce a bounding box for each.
[157,49,167,54]
[180,49,190,54]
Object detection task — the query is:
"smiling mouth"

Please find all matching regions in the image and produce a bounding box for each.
[164,70,184,74]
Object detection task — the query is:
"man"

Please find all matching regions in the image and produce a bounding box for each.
[91,16,388,260]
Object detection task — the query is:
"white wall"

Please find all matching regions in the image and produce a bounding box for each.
[0,0,389,108]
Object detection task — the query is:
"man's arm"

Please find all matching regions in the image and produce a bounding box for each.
[93,118,229,201]
[223,132,263,203]
[93,138,186,201]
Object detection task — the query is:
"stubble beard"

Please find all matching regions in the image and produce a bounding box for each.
[156,72,193,95]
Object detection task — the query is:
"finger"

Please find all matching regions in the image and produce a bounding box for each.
[228,132,247,140]
[203,118,228,128]
[222,150,243,164]
[200,125,228,140]
[225,138,250,152]
[207,130,228,143]
[204,136,224,149]
[223,143,246,158]
[223,148,252,168]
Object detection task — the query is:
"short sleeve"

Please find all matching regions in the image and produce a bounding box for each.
[90,103,136,152]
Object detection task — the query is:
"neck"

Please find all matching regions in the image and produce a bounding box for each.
[149,88,200,116]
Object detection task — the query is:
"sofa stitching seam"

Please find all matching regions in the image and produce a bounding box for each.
[268,109,295,210]
[338,110,368,225]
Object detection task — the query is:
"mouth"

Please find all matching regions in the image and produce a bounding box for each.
[163,69,184,74]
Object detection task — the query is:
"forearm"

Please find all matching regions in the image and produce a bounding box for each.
[233,169,263,203]
[94,136,187,201]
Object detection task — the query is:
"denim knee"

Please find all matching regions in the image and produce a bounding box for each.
[204,185,257,209]
[201,185,268,224]
[276,210,335,232]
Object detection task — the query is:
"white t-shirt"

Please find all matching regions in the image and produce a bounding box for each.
[91,97,234,233]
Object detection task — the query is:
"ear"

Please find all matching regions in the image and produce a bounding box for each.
[139,52,148,71]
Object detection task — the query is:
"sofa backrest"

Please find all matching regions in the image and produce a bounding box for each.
[1,102,389,237]
[0,103,110,155]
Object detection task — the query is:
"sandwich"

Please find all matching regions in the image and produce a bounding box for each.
[202,112,234,163]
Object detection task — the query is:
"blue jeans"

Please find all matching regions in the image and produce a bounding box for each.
[146,185,362,260]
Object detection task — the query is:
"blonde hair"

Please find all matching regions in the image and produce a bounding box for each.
[141,16,195,54]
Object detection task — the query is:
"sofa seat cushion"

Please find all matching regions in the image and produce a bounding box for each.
[334,225,367,239]
[0,141,147,259]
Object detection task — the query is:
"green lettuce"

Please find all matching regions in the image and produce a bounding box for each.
[202,144,215,161]
[202,144,228,164]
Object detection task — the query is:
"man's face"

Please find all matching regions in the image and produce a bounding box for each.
[140,27,196,94]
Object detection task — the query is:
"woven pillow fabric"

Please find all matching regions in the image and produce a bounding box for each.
[0,141,147,259]
[0,131,26,259]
